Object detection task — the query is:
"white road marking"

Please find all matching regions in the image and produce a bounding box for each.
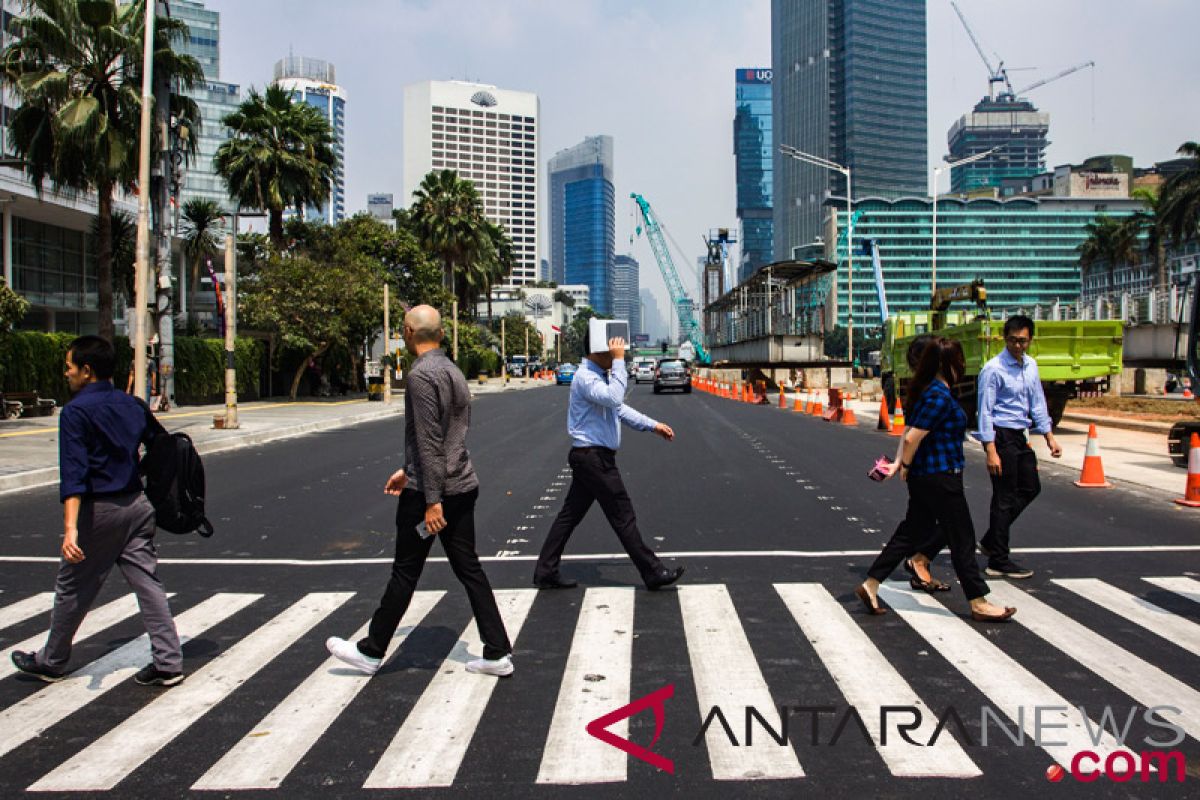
[0,592,54,632]
[1053,578,1200,656]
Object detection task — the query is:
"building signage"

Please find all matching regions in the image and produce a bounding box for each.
[737,68,773,84]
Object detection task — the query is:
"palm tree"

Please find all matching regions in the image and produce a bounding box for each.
[1159,141,1200,247]
[179,199,224,327]
[482,221,515,320]
[91,210,137,308]
[214,85,336,249]
[1128,187,1168,290]
[1078,215,1139,303]
[2,0,202,341]
[408,169,491,309]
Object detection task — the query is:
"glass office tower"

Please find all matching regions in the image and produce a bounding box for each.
[734,68,773,284]
[548,136,615,314]
[612,254,640,336]
[772,0,927,258]
[276,56,347,224]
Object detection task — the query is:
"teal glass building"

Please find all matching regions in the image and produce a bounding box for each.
[734,69,773,284]
[828,196,1145,332]
[549,136,615,315]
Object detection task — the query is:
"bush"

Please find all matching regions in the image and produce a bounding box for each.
[0,331,261,405]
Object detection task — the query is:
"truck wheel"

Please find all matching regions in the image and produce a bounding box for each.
[1168,422,1200,468]
[1043,384,1071,430]
[882,372,897,415]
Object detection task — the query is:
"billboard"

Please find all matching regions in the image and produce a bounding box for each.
[736,68,772,85]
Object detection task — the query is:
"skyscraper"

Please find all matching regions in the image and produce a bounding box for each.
[548,136,615,314]
[734,68,773,283]
[611,254,640,336]
[403,80,540,285]
[772,0,927,258]
[947,98,1050,194]
[173,0,240,212]
[275,56,346,224]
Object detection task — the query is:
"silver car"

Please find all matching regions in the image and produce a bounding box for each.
[653,359,692,394]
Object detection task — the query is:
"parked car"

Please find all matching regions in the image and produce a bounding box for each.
[555,363,578,385]
[653,359,692,394]
[633,357,656,384]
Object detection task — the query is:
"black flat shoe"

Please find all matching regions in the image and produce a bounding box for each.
[854,585,887,615]
[10,650,64,683]
[533,575,579,589]
[646,566,685,591]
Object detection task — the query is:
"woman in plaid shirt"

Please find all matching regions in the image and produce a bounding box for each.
[855,338,1016,623]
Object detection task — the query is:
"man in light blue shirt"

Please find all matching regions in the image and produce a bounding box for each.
[976,315,1062,579]
[534,337,684,591]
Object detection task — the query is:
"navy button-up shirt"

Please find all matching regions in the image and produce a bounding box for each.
[58,381,157,502]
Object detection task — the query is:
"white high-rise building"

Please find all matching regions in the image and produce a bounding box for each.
[275,56,347,224]
[403,80,540,285]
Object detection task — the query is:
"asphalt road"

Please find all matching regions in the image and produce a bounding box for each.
[0,383,1197,799]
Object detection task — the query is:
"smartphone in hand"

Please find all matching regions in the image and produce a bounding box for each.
[416,520,433,538]
[868,455,894,482]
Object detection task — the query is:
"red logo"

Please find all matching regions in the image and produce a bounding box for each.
[586,684,675,774]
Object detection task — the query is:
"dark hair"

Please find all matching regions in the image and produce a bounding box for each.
[67,335,116,380]
[1004,315,1035,339]
[905,337,965,414]
[906,334,937,370]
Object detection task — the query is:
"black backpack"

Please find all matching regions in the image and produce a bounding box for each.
[138,406,214,537]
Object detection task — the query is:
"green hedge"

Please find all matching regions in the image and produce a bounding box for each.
[0,331,261,405]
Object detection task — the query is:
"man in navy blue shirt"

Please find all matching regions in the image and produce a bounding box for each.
[11,336,184,686]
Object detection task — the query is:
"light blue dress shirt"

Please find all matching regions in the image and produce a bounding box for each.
[568,359,659,450]
[975,349,1052,443]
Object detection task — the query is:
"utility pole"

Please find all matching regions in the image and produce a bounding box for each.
[524,326,529,377]
[131,2,156,399]
[219,233,238,428]
[382,282,391,404]
[501,317,507,383]
[153,1,174,407]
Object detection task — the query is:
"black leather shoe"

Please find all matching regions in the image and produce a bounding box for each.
[533,575,579,589]
[646,566,685,591]
[10,650,64,683]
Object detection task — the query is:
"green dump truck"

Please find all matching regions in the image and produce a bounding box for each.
[881,311,1124,429]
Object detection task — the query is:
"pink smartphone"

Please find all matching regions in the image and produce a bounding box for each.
[868,455,893,482]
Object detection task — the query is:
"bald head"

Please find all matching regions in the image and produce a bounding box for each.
[404,305,443,345]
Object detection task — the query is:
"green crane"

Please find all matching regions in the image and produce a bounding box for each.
[629,193,711,365]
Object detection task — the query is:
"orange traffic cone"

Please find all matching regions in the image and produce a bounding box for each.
[811,399,823,417]
[1175,433,1200,507]
[889,402,905,437]
[877,397,892,432]
[779,388,787,408]
[841,407,858,425]
[1073,424,1113,488]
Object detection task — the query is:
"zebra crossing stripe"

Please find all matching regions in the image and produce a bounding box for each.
[364,589,537,788]
[774,583,980,778]
[678,584,805,781]
[878,584,1137,769]
[1143,576,1200,606]
[536,587,635,785]
[0,594,168,682]
[29,592,352,792]
[191,591,445,791]
[987,582,1200,743]
[0,592,54,632]
[1053,578,1200,656]
[0,593,260,761]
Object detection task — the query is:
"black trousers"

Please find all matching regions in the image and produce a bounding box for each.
[535,447,663,584]
[359,488,511,661]
[867,472,989,601]
[980,427,1041,563]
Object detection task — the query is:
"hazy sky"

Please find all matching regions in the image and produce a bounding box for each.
[204,0,1200,330]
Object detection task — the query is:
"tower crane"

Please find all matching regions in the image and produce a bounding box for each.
[951,1,1094,102]
[629,193,710,365]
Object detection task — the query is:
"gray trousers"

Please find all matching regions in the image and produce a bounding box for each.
[38,493,182,673]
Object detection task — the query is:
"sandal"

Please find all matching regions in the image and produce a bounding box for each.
[854,584,887,615]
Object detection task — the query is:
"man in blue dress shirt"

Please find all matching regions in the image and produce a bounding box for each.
[11,336,183,686]
[976,315,1062,579]
[533,337,684,590]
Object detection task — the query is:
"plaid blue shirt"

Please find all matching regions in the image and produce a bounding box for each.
[907,380,967,476]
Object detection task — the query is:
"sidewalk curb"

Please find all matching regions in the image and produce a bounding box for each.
[1060,412,1175,436]
[0,405,403,496]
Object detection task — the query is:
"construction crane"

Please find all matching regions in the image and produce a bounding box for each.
[952,1,1093,102]
[629,193,710,364]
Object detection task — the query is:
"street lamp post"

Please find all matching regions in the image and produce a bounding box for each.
[779,144,854,362]
[132,2,156,399]
[931,147,1001,296]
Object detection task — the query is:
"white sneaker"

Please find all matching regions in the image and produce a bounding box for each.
[326,636,381,676]
[465,654,514,677]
